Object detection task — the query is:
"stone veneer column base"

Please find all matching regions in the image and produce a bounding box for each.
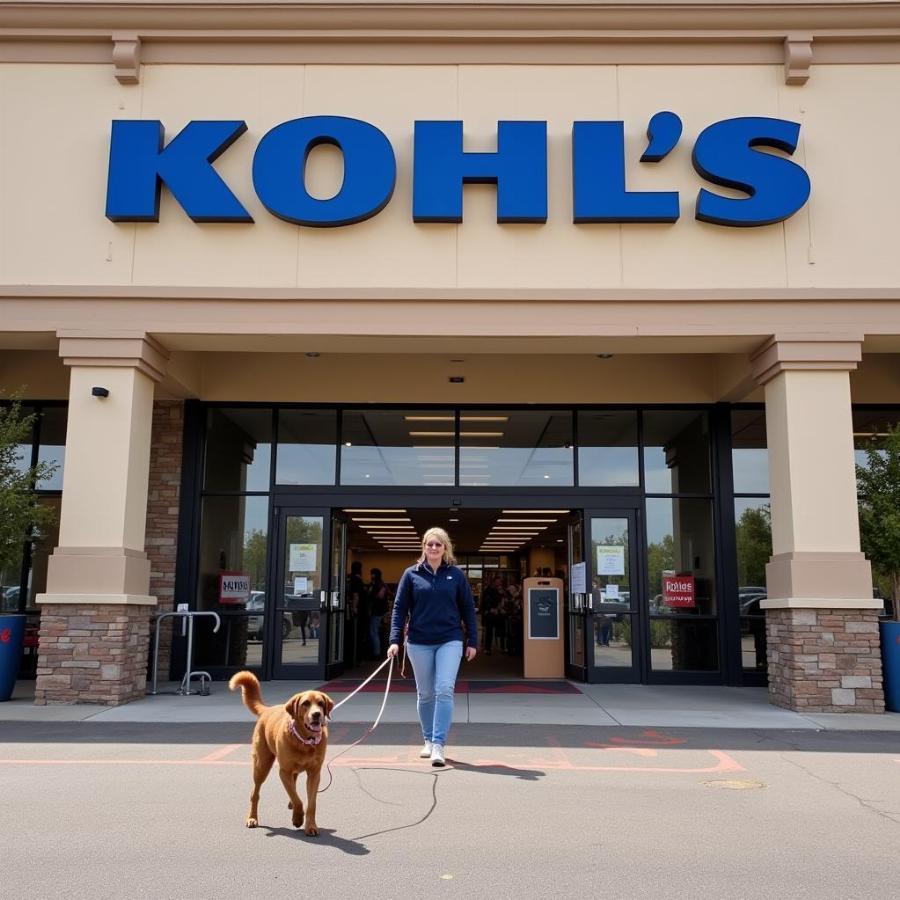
[34,604,152,705]
[766,608,885,713]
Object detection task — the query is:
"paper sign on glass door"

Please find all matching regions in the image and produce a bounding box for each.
[289,543,318,572]
[596,546,625,576]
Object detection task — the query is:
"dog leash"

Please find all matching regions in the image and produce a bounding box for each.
[319,655,395,793]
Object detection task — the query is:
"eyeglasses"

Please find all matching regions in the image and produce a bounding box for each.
[424,541,444,548]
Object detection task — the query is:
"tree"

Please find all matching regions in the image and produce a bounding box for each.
[0,399,58,577]
[856,425,900,620]
[735,504,772,587]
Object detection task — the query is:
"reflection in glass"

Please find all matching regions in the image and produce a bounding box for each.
[25,497,61,611]
[593,614,634,667]
[645,498,716,616]
[577,411,639,486]
[204,407,272,492]
[643,410,710,494]
[731,409,768,494]
[648,619,719,671]
[36,406,67,490]
[341,409,454,486]
[853,408,900,471]
[195,495,269,668]
[459,410,573,487]
[279,515,324,666]
[276,409,337,485]
[735,499,771,672]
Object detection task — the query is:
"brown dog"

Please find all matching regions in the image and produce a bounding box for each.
[229,671,334,834]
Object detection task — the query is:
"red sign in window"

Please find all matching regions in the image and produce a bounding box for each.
[662,574,696,609]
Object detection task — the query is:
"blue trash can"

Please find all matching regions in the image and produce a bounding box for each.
[881,621,900,713]
[0,614,26,702]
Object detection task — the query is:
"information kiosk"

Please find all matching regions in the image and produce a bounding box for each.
[522,576,564,678]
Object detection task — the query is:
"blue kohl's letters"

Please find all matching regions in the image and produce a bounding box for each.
[105,113,811,228]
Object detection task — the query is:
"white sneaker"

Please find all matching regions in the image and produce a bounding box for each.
[430,744,446,767]
[419,740,433,758]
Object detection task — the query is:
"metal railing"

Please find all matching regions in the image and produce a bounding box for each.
[149,610,221,696]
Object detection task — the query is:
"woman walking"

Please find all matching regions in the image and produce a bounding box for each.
[387,527,478,767]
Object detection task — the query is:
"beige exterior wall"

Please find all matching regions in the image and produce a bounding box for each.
[0,61,899,294]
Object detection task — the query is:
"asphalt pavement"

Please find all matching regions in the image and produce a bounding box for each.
[2,717,899,899]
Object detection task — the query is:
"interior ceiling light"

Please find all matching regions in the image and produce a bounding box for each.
[502,509,570,514]
[404,416,454,421]
[352,517,411,522]
[344,509,407,513]
[492,526,544,531]
[409,431,455,437]
[459,431,504,437]
[496,518,557,523]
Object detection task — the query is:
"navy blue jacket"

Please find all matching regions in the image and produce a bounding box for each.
[389,561,479,649]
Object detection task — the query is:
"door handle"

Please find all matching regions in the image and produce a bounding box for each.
[319,590,328,611]
[330,591,341,610]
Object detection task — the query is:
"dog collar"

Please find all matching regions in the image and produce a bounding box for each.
[288,720,323,746]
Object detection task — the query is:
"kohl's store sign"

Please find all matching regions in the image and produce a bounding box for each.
[105,111,810,229]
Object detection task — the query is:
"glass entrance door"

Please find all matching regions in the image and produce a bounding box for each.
[584,509,641,683]
[272,508,344,679]
[565,513,588,681]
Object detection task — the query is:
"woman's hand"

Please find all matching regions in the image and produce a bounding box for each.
[387,644,400,658]
[465,646,477,662]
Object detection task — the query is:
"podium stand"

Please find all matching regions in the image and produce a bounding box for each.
[522,577,564,678]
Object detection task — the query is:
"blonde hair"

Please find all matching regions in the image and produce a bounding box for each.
[418,526,457,566]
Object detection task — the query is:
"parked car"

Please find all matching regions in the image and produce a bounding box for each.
[738,586,768,616]
[246,591,292,640]
[1,585,21,612]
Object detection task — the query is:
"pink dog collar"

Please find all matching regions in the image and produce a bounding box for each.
[288,720,323,746]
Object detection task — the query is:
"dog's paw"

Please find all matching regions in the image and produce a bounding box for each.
[292,809,305,829]
[287,801,293,809]
[304,823,320,837]
[245,817,258,829]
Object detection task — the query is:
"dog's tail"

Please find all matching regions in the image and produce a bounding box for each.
[229,670,267,717]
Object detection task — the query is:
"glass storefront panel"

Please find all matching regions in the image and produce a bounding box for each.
[643,410,711,494]
[204,407,272,493]
[195,495,269,668]
[589,516,635,667]
[735,498,771,673]
[459,410,573,487]
[645,497,717,616]
[648,619,719,672]
[341,409,454,486]
[731,408,768,494]
[275,409,337,485]
[36,406,67,491]
[577,410,639,487]
[279,515,325,667]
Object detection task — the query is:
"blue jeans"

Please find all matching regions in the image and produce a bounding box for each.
[369,614,383,657]
[406,640,463,747]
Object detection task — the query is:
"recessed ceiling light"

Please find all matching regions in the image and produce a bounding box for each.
[502,510,570,514]
[596,353,614,359]
[409,431,455,437]
[352,518,411,522]
[345,509,407,513]
[496,519,557,523]
[305,352,320,358]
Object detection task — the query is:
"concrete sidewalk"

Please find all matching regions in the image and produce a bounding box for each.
[3,678,900,731]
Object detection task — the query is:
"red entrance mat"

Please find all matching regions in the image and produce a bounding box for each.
[317,679,581,695]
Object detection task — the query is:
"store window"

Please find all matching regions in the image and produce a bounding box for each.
[645,497,718,672]
[204,407,272,493]
[340,409,455,486]
[732,408,770,673]
[577,410,639,487]
[643,410,711,494]
[36,406,67,491]
[194,495,269,669]
[276,409,337,485]
[459,410,573,487]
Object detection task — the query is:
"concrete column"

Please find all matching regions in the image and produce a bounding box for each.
[750,336,884,713]
[34,334,169,705]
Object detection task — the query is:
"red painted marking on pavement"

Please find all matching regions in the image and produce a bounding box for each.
[200,744,244,762]
[0,748,745,775]
[585,729,687,749]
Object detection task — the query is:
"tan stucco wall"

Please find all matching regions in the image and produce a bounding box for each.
[0,61,899,292]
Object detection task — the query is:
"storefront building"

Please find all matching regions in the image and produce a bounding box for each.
[1,1,897,711]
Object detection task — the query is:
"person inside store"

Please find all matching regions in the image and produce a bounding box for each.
[504,582,523,656]
[346,560,366,666]
[481,575,503,655]
[367,567,390,660]
[387,527,478,767]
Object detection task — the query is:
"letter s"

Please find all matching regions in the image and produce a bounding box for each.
[692,117,810,227]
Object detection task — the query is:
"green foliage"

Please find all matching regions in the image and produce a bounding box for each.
[646,534,675,597]
[857,425,900,618]
[0,398,58,575]
[735,504,772,587]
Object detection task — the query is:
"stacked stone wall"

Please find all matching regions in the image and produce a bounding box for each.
[144,400,184,679]
[34,604,152,705]
[766,608,885,713]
